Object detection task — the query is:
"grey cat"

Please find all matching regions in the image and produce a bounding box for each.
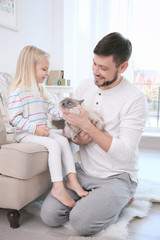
[52,97,105,142]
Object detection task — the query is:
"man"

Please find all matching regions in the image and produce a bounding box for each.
[40,32,148,236]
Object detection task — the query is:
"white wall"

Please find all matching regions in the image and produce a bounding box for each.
[51,0,64,71]
[0,0,64,75]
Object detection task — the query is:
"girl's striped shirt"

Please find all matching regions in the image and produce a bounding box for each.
[8,87,63,141]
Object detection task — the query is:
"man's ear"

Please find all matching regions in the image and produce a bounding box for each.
[119,61,128,73]
[79,99,84,105]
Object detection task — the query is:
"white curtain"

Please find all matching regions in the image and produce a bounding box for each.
[63,0,133,88]
[63,0,160,129]
[132,0,160,71]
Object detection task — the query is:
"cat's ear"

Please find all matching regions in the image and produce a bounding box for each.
[79,99,84,105]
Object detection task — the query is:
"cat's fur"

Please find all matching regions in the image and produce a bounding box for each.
[52,97,105,142]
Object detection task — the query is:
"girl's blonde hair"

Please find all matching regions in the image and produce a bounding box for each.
[9,46,50,96]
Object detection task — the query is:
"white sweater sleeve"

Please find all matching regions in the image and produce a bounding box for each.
[108,92,148,161]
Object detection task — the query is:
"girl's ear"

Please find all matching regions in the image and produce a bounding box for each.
[79,99,84,105]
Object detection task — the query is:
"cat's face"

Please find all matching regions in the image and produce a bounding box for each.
[60,97,84,109]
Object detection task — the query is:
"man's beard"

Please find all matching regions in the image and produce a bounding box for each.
[95,71,118,87]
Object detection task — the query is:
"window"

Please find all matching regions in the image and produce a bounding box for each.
[63,0,160,132]
[133,70,160,128]
[132,0,160,129]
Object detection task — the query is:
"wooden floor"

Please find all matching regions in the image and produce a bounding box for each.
[0,148,160,240]
[128,203,160,240]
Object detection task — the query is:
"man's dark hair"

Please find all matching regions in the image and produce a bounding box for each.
[94,32,132,67]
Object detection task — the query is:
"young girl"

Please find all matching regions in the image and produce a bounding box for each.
[8,45,88,208]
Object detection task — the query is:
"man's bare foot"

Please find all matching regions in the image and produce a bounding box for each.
[66,173,89,197]
[51,182,76,208]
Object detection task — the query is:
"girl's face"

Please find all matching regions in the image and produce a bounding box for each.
[35,57,49,83]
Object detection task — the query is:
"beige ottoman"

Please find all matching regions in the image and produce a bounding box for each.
[0,142,51,228]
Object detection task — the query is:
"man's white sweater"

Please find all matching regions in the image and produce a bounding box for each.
[74,77,148,182]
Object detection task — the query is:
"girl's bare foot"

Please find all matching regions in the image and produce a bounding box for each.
[51,182,76,208]
[66,173,89,197]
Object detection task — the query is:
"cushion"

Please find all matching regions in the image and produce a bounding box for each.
[0,72,14,133]
[0,143,49,179]
[0,115,7,147]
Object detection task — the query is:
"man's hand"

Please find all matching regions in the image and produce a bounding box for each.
[75,130,92,145]
[61,105,90,130]
[61,105,93,145]
[35,126,49,136]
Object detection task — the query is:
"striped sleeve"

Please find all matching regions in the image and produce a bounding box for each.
[46,91,63,119]
[8,89,36,134]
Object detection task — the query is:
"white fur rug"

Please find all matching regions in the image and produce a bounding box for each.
[24,179,160,240]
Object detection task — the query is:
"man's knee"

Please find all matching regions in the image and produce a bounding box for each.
[69,204,118,236]
[40,204,57,226]
[70,209,103,236]
[40,193,69,227]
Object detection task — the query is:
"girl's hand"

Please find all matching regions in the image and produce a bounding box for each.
[35,126,49,136]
